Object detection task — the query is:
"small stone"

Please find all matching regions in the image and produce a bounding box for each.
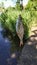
[35,37,37,40]
[36,45,37,49]
[28,42,32,45]
[30,37,35,41]
[11,53,16,58]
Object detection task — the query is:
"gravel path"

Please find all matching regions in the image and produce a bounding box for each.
[17,26,37,65]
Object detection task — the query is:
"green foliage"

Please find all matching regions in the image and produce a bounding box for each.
[0,0,37,40]
[25,0,37,11]
[0,9,20,33]
[16,3,21,10]
[17,0,20,3]
[16,0,23,10]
